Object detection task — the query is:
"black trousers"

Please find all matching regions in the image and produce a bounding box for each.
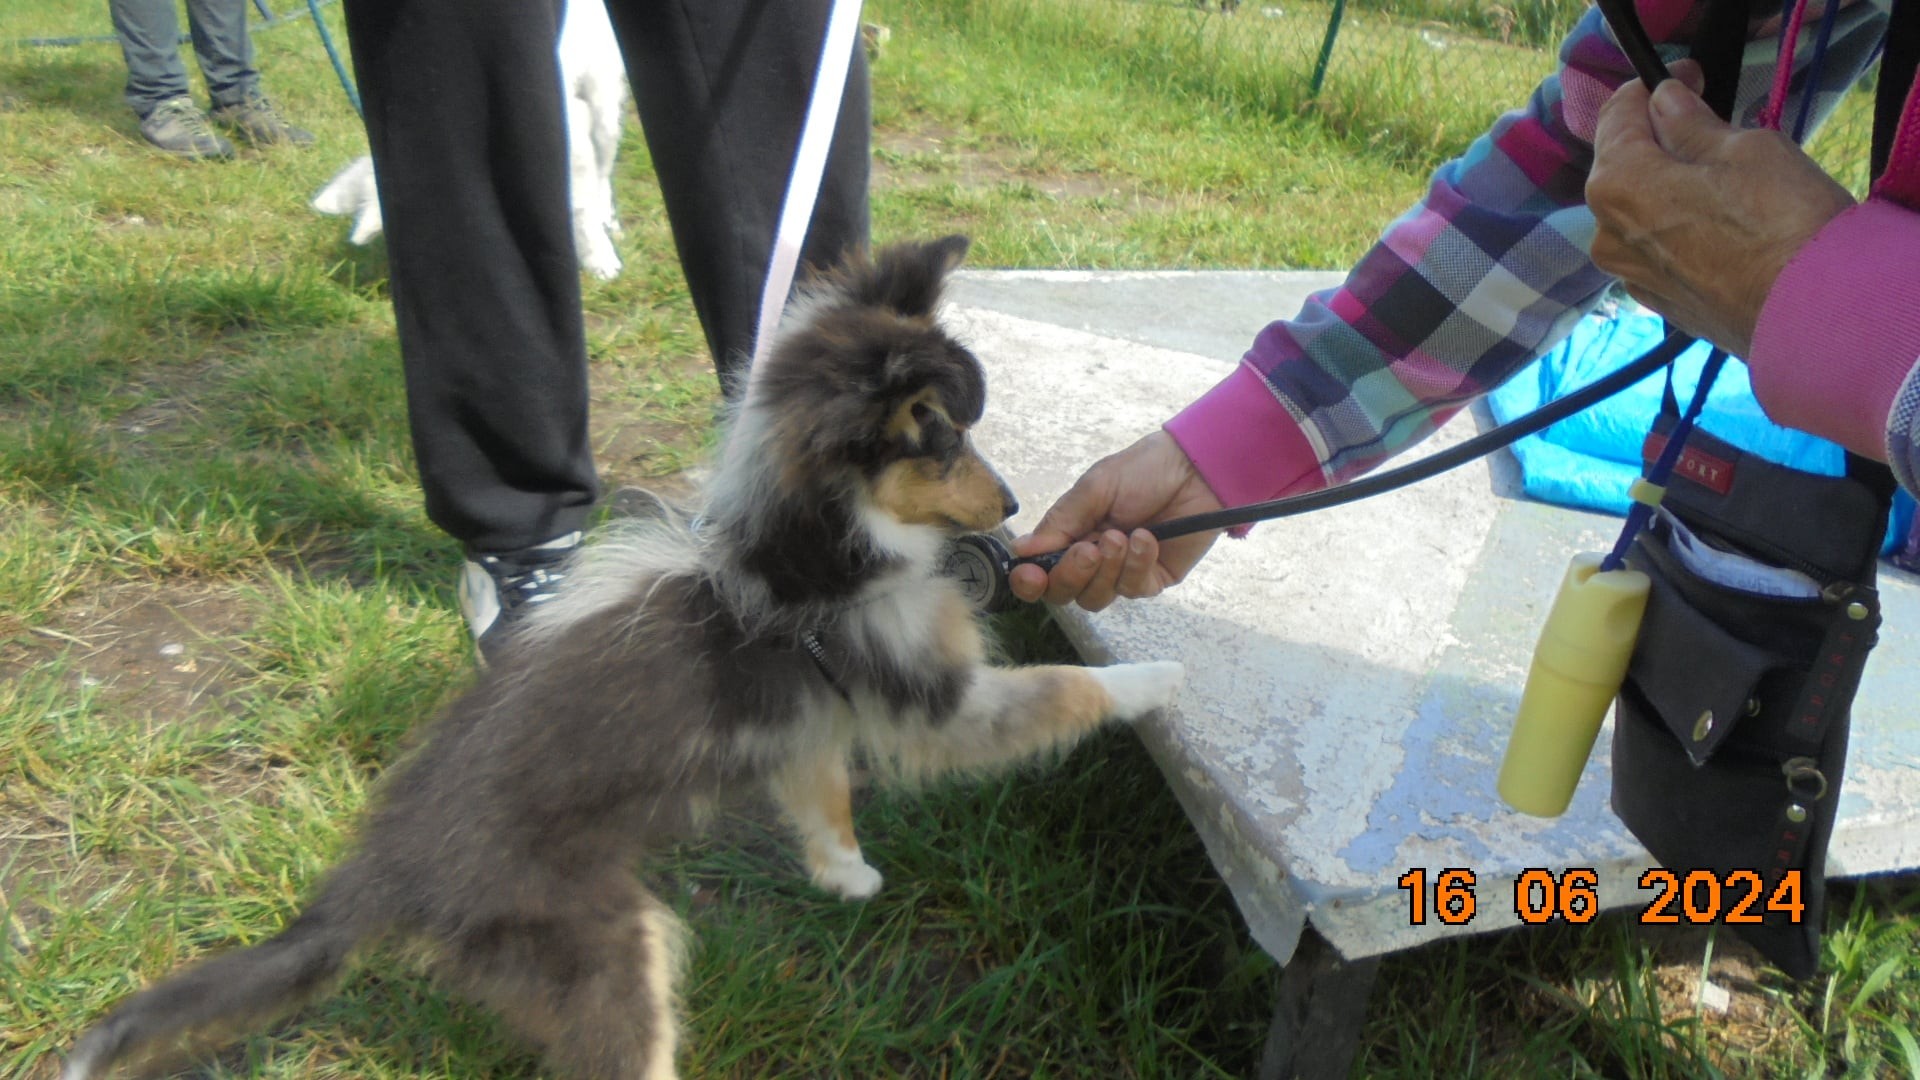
[340,0,870,553]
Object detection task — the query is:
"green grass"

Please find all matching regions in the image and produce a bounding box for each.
[1,0,1914,1077]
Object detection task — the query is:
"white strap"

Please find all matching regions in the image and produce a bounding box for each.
[749,0,866,376]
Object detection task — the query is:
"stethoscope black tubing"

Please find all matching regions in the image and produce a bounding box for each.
[1596,0,1678,89]
[1014,330,1698,568]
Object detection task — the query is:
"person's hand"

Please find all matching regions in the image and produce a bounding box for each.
[1008,430,1226,611]
[1588,65,1855,358]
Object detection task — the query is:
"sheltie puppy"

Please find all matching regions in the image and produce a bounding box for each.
[60,235,1185,1080]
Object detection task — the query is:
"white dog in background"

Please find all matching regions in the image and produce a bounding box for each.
[312,0,630,280]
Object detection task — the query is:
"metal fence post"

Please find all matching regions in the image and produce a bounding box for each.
[1309,0,1347,97]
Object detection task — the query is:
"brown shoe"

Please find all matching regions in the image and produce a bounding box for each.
[209,93,315,148]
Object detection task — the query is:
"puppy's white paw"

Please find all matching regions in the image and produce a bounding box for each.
[311,155,375,216]
[348,205,384,246]
[814,853,883,901]
[579,238,622,280]
[573,213,623,280]
[1093,660,1185,722]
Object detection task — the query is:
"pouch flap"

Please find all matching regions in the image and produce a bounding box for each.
[1626,540,1785,765]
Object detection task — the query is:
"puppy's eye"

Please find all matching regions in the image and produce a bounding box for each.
[922,419,959,458]
[911,402,935,426]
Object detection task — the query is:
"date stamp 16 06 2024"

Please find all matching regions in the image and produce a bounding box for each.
[1396,867,1806,927]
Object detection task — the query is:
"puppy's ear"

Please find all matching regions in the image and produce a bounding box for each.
[863,235,971,318]
[920,234,971,275]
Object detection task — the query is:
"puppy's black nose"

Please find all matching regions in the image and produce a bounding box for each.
[1002,492,1020,520]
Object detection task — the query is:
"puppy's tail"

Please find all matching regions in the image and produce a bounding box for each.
[61,865,373,1080]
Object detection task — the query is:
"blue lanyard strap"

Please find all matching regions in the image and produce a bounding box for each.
[1600,347,1732,572]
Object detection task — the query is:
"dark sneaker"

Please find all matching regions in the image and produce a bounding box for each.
[139,97,234,160]
[209,93,315,148]
[458,531,581,662]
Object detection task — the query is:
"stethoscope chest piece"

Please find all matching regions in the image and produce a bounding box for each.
[940,533,1019,613]
[940,534,1068,613]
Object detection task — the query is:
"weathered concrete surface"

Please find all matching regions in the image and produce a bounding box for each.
[946,269,1920,965]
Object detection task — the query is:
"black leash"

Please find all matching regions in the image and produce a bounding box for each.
[1596,0,1676,89]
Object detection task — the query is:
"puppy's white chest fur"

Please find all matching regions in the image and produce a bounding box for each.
[845,510,981,675]
[850,574,964,668]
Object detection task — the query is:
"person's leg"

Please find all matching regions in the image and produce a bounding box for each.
[109,0,192,118]
[180,0,258,108]
[340,0,597,556]
[189,0,313,145]
[112,0,235,158]
[607,0,872,391]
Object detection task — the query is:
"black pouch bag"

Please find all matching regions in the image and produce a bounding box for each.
[1597,0,1919,979]
[1609,416,1894,977]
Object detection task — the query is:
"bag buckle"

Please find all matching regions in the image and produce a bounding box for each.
[1782,756,1828,813]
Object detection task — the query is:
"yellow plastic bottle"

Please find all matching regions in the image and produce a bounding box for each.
[1497,552,1651,817]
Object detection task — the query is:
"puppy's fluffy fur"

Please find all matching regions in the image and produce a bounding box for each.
[59,236,1184,1080]
[311,0,629,279]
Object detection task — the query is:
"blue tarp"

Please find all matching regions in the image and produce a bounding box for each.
[1487,310,1913,553]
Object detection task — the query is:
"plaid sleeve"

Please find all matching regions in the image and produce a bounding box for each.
[1229,6,1634,488]
[1892,367,1920,496]
[1184,0,1894,496]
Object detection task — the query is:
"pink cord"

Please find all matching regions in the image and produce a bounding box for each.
[1758,0,1814,130]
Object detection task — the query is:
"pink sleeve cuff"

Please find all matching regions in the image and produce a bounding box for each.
[1748,200,1920,461]
[1163,363,1327,536]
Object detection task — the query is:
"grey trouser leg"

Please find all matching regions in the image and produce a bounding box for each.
[185,0,259,107]
[110,0,258,116]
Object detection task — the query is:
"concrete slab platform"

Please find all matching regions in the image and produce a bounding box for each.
[946,269,1920,968]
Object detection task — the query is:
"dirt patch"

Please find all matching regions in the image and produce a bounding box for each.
[108,391,205,438]
[1643,925,1804,1064]
[586,354,715,495]
[0,787,87,961]
[1,578,254,728]
[874,127,1175,212]
[0,580,252,960]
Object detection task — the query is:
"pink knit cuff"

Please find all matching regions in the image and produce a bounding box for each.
[1748,200,1920,460]
[1163,363,1326,537]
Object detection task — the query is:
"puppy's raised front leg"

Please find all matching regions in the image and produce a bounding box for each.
[566,94,623,281]
[768,751,883,901]
[897,661,1185,778]
[586,86,624,235]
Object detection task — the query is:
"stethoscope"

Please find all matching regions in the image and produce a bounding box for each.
[934,0,1695,613]
[752,0,1694,613]
[942,328,1698,612]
